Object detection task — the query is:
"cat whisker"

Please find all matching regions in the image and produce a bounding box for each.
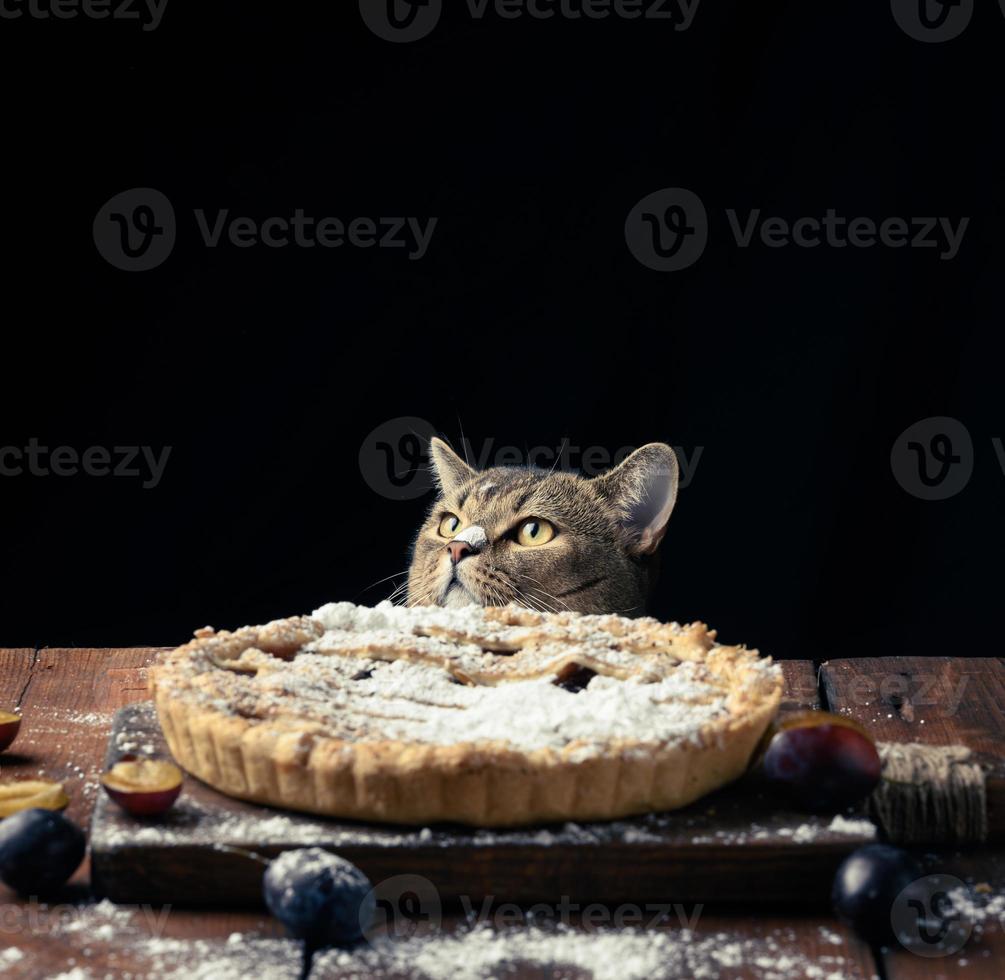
[387,580,412,603]
[356,569,411,602]
[404,578,438,608]
[456,416,472,468]
[545,437,568,478]
[528,592,566,614]
[521,576,571,612]
[510,585,556,614]
[481,582,505,609]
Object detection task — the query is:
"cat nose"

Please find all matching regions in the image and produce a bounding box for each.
[446,525,487,565]
[447,540,476,564]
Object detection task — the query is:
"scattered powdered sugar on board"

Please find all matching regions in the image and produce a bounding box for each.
[827,815,876,837]
[56,899,138,940]
[316,924,857,980]
[26,708,116,729]
[771,815,876,845]
[135,937,299,980]
[946,882,1005,931]
[0,948,24,966]
[25,909,862,980]
[686,812,876,847]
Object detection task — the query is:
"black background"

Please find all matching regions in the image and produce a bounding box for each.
[1,1,1001,659]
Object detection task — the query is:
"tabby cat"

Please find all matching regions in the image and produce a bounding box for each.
[406,438,679,616]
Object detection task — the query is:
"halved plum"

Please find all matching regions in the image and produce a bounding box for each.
[0,780,70,818]
[101,758,183,817]
[0,711,21,753]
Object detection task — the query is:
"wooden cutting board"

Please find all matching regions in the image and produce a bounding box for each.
[90,700,878,908]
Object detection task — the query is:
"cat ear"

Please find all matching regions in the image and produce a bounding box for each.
[592,443,679,555]
[429,437,476,497]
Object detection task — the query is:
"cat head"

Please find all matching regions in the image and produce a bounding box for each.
[406,438,679,615]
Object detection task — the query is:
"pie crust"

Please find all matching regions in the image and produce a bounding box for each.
[149,603,783,827]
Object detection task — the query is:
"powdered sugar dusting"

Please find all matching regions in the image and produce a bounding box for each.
[265,846,371,899]
[18,905,866,980]
[827,815,877,837]
[324,925,857,980]
[158,601,781,759]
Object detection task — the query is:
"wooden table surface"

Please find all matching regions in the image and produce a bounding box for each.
[0,648,1002,979]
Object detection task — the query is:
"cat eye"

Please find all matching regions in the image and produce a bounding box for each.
[515,518,556,547]
[438,514,464,538]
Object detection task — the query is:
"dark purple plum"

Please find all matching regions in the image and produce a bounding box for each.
[762,711,881,811]
[263,848,376,949]
[0,808,86,896]
[832,844,923,945]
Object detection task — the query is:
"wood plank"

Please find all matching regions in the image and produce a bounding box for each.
[0,648,37,715]
[821,657,1005,838]
[779,659,821,714]
[820,658,1005,756]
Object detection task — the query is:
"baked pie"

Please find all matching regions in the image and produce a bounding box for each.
[149,603,782,827]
